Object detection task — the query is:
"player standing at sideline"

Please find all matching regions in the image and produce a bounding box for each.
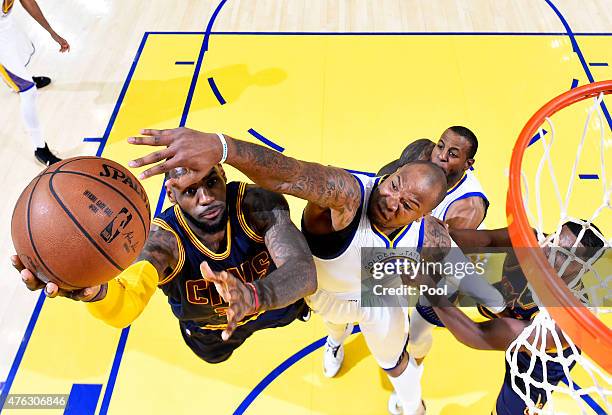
[0,0,69,165]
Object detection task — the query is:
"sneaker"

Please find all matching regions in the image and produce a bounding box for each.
[298,304,311,322]
[33,76,51,89]
[388,392,426,415]
[323,323,353,378]
[34,143,61,167]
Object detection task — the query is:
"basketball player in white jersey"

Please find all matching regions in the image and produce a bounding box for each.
[127,127,505,414]
[380,127,497,413]
[380,127,490,366]
[379,126,488,229]
[0,0,69,165]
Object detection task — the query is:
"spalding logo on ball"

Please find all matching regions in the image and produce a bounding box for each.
[11,156,151,290]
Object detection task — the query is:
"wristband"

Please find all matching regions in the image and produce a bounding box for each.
[246,282,259,312]
[216,133,228,164]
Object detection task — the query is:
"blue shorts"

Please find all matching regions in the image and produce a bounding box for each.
[494,349,575,415]
[179,299,306,363]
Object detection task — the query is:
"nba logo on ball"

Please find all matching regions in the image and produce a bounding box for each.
[100,207,133,243]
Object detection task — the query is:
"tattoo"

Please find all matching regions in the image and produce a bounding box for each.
[231,140,360,215]
[242,185,317,310]
[421,216,452,262]
[378,139,435,175]
[137,224,179,279]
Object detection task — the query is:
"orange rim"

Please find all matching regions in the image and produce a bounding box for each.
[507,80,612,373]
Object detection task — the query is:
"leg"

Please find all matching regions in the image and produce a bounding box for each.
[408,305,437,365]
[360,307,424,415]
[306,290,357,377]
[0,29,60,165]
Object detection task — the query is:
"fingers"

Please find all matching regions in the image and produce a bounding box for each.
[20,268,45,291]
[138,160,180,180]
[11,255,25,272]
[200,262,222,283]
[127,133,174,147]
[127,147,174,168]
[222,307,238,341]
[44,282,60,298]
[67,286,99,302]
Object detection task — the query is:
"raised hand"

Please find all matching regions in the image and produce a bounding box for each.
[200,261,257,341]
[128,128,224,186]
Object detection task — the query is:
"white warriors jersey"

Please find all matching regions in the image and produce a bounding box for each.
[430,169,489,222]
[312,173,425,294]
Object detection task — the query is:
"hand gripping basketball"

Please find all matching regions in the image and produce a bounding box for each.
[10,255,103,302]
[200,261,257,341]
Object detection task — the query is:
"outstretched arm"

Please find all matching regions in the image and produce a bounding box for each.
[19,0,70,52]
[129,128,362,230]
[418,274,567,351]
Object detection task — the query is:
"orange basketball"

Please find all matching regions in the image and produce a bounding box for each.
[11,156,151,290]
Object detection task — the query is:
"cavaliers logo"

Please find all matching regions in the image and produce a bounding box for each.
[100,207,133,243]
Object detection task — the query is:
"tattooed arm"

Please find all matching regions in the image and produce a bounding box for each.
[136,224,179,281]
[243,186,317,309]
[200,186,316,340]
[377,138,435,176]
[128,128,362,231]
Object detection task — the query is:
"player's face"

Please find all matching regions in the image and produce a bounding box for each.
[168,166,228,232]
[369,164,443,229]
[544,225,591,283]
[430,129,474,179]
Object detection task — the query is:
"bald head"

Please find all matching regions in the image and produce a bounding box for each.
[397,161,447,208]
[369,160,448,229]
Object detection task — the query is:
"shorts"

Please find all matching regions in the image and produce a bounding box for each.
[0,23,36,92]
[494,348,576,415]
[180,299,307,364]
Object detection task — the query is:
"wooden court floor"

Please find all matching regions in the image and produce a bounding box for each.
[0,1,611,414]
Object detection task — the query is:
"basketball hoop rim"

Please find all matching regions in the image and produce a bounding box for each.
[507,80,612,373]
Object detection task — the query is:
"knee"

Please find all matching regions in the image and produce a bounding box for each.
[408,329,433,358]
[384,350,409,378]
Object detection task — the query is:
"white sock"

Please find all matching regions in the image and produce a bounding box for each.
[325,322,353,347]
[387,355,424,414]
[19,87,45,149]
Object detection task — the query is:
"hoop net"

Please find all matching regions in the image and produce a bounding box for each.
[506,81,612,414]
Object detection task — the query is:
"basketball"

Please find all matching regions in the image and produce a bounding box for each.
[11,156,151,290]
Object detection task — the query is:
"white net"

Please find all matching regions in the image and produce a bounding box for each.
[507,92,612,414]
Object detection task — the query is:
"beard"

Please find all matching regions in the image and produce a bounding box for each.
[182,206,228,234]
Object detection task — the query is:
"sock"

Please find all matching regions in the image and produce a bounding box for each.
[387,355,424,414]
[325,321,353,347]
[19,87,45,149]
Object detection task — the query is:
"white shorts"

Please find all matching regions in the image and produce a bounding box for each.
[306,288,409,370]
[0,22,35,92]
